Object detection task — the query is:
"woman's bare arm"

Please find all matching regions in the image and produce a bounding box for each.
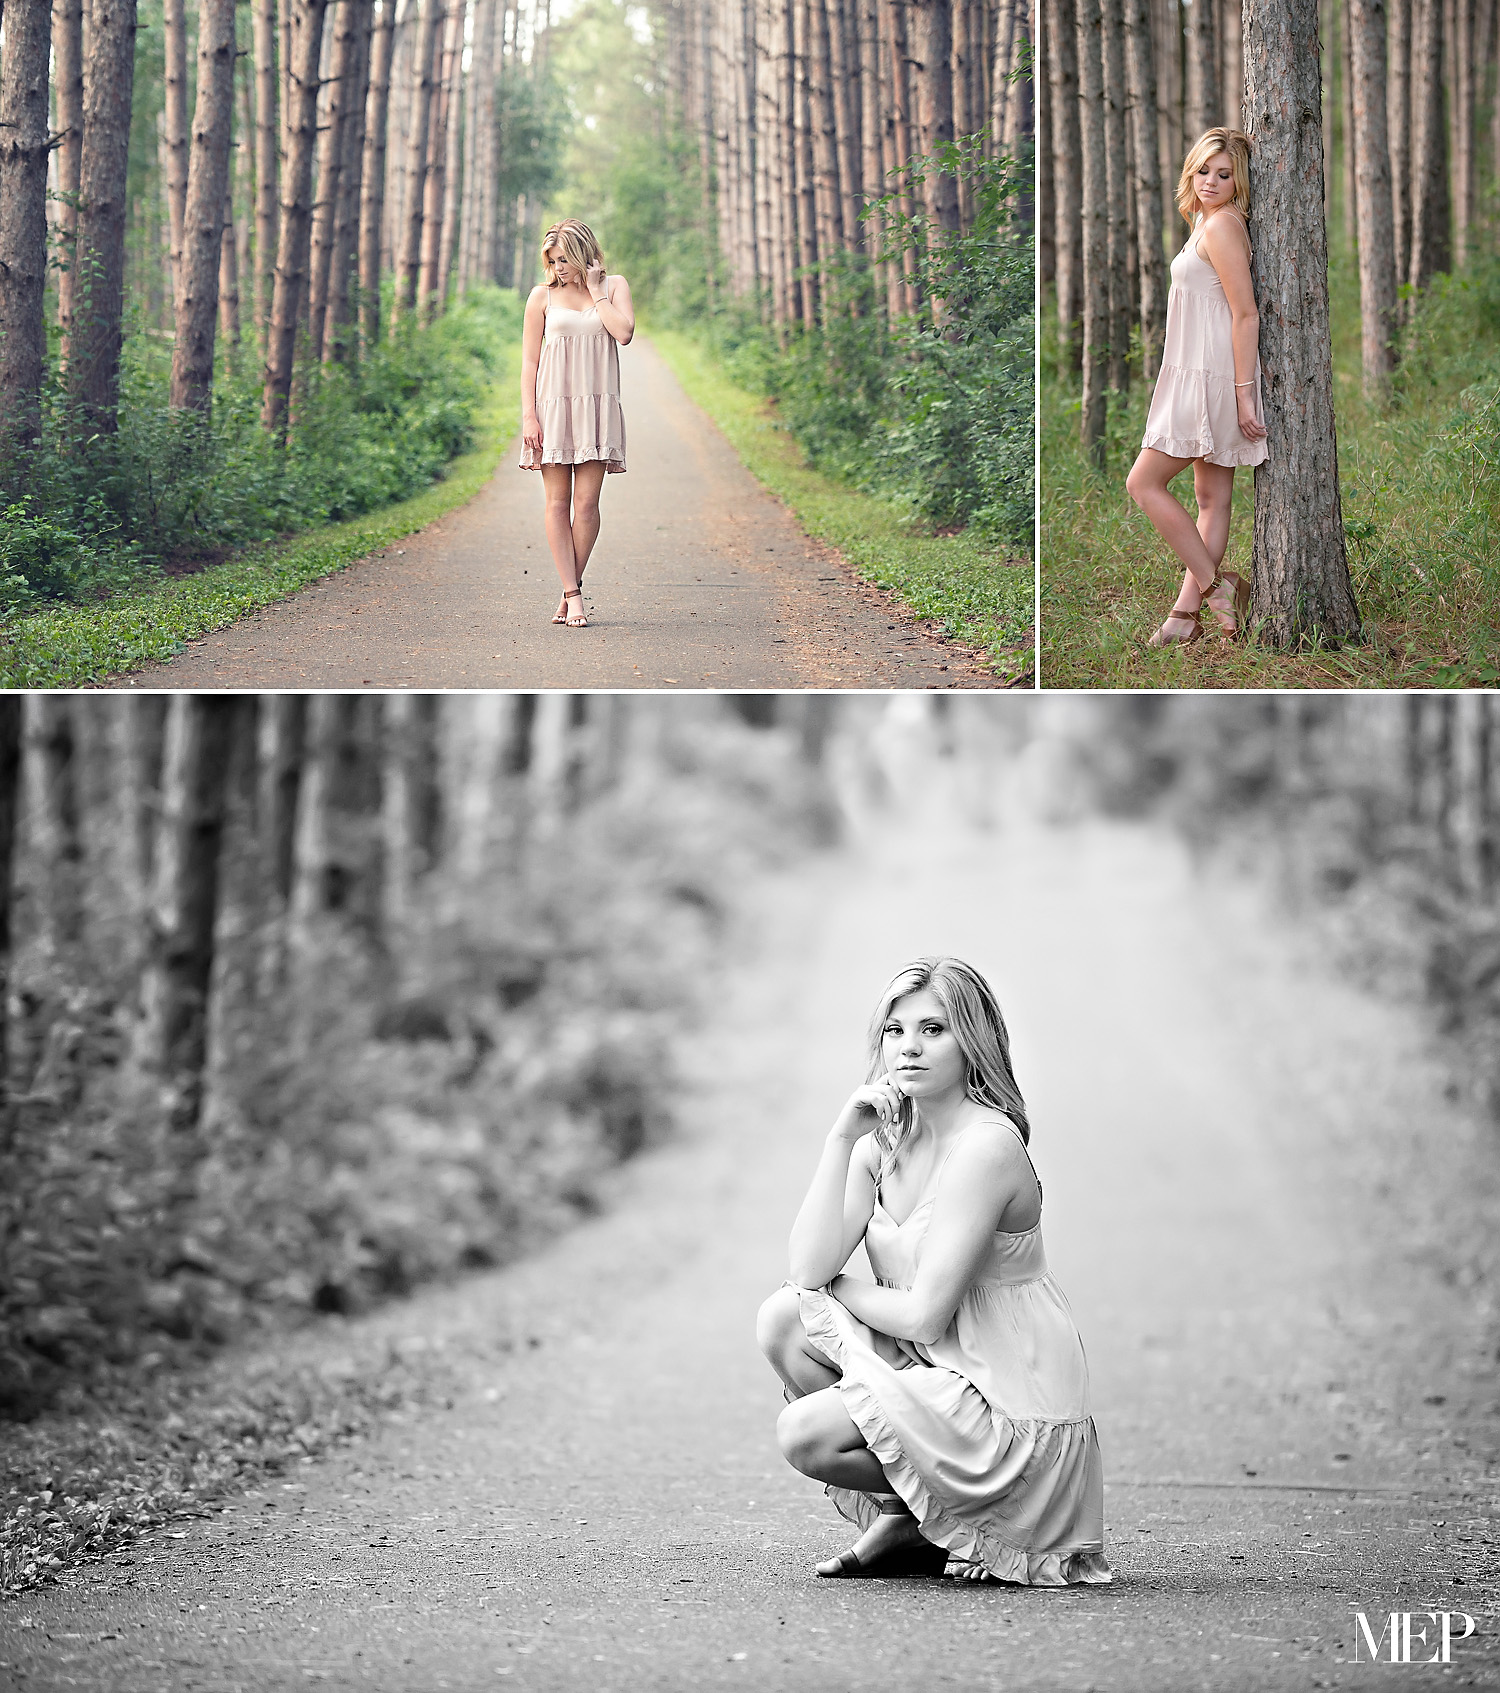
[588,268,635,346]
[829,1126,1025,1345]
[1203,216,1267,443]
[788,1130,879,1288]
[520,285,548,452]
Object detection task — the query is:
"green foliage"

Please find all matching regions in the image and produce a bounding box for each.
[1040,249,1500,687]
[4,291,521,614]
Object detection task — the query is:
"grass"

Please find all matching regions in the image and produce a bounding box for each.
[0,341,523,689]
[647,325,1035,685]
[1040,251,1500,689]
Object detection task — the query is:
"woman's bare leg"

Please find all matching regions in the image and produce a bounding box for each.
[1192,460,1236,574]
[755,1287,839,1398]
[541,464,581,600]
[1124,448,1219,607]
[570,460,607,580]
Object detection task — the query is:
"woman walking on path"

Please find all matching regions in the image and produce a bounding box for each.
[756,957,1112,1586]
[1125,128,1268,648]
[520,219,635,628]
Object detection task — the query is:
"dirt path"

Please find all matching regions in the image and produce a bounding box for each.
[4,788,1498,1691]
[107,337,1001,690]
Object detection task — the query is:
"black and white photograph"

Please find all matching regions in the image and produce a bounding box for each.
[0,693,1497,1689]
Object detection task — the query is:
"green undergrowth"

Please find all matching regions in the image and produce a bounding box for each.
[1040,254,1500,689]
[1,322,522,688]
[648,326,1034,685]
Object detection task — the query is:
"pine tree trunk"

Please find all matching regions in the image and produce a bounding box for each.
[1039,0,1056,283]
[1077,0,1108,463]
[164,0,191,298]
[51,0,85,341]
[261,0,329,436]
[131,696,236,1141]
[1243,0,1362,645]
[854,0,882,297]
[811,0,846,269]
[1124,0,1168,374]
[1103,0,1131,390]
[0,0,52,453]
[396,0,443,320]
[308,0,359,357]
[68,0,139,428]
[1185,0,1218,130]
[828,0,862,251]
[458,0,493,293]
[434,0,466,312]
[324,0,372,360]
[1006,0,1034,156]
[794,0,822,319]
[1220,0,1241,115]
[1409,0,1449,287]
[1048,0,1083,363]
[219,185,242,350]
[1452,0,1473,263]
[253,0,280,346]
[907,0,960,235]
[170,0,237,411]
[1387,0,1410,291]
[359,0,396,345]
[778,0,801,323]
[1349,0,1397,398]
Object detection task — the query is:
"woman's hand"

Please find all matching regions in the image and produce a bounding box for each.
[1236,391,1267,442]
[831,1074,903,1143]
[523,413,543,454]
[585,262,607,298]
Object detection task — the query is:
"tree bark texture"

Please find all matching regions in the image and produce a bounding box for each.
[324,0,373,360]
[1243,0,1362,645]
[1102,0,1131,390]
[253,0,281,344]
[1348,0,1397,399]
[0,0,52,452]
[396,0,443,320]
[164,0,191,296]
[51,0,85,340]
[261,0,329,436]
[1048,0,1083,361]
[1123,0,1168,373]
[68,0,139,427]
[907,0,961,236]
[359,0,396,346]
[1185,0,1219,132]
[1077,0,1108,463]
[170,0,238,412]
[1408,0,1449,287]
[307,0,360,358]
[1387,0,1410,292]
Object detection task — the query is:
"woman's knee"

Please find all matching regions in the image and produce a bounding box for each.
[1124,460,1154,508]
[573,494,600,526]
[775,1396,827,1474]
[756,1286,802,1365]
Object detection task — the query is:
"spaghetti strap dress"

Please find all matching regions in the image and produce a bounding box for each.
[519,283,627,474]
[1141,211,1267,468]
[792,1123,1112,1587]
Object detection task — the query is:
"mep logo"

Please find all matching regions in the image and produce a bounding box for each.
[1352,1611,1477,1663]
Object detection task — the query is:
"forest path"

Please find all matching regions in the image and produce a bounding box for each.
[6,784,1499,1691]
[109,336,995,690]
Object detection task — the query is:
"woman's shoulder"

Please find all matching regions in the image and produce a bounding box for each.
[946,1116,1029,1172]
[1203,207,1250,251]
[526,282,550,309]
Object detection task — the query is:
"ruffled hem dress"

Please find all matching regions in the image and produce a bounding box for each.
[1141,212,1267,469]
[791,1124,1112,1588]
[519,282,626,474]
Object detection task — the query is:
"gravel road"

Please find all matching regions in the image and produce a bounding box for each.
[4,788,1497,1691]
[107,337,1004,690]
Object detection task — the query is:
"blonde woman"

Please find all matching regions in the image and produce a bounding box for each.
[756,958,1112,1587]
[520,219,635,628]
[1125,128,1268,647]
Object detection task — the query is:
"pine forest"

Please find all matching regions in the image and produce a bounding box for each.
[1040,0,1500,687]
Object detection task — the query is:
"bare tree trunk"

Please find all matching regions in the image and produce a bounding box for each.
[1349,0,1398,398]
[1243,0,1362,645]
[253,0,280,346]
[0,0,52,453]
[810,0,846,268]
[1103,0,1131,390]
[261,0,329,436]
[131,696,236,1142]
[1220,0,1241,113]
[907,0,961,235]
[67,0,139,428]
[170,0,238,411]
[219,185,242,350]
[433,0,467,313]
[953,0,975,230]
[257,693,306,997]
[1077,0,1108,463]
[0,700,21,1113]
[1388,0,1410,290]
[777,0,801,322]
[396,0,443,321]
[359,0,396,345]
[1124,0,1168,374]
[458,0,493,293]
[1409,0,1450,287]
[1453,0,1474,262]
[1039,0,1056,283]
[1049,0,1083,363]
[794,0,821,320]
[51,0,85,341]
[323,0,372,360]
[308,0,359,358]
[829,0,863,251]
[883,0,919,315]
[164,0,191,298]
[416,0,457,316]
[1341,0,1358,248]
[1185,0,1219,129]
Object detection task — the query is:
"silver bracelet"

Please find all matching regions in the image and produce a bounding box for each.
[1235,380,1255,388]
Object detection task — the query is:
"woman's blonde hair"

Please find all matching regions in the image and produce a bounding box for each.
[1175,128,1252,227]
[541,219,603,287]
[864,957,1031,1179]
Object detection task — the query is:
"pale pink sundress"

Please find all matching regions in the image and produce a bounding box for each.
[519,281,627,474]
[1141,211,1268,468]
[791,1121,1113,1588]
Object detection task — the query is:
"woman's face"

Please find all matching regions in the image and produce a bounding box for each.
[1194,151,1236,211]
[881,989,968,1100]
[548,248,575,285]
